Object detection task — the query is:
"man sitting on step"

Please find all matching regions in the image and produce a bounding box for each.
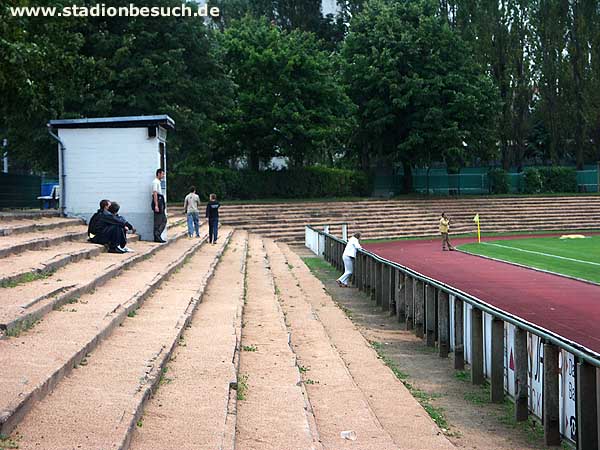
[88,199,135,254]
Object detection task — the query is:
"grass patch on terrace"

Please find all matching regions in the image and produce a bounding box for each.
[0,270,55,288]
[370,341,449,431]
[301,257,339,278]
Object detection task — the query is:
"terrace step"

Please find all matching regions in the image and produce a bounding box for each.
[234,234,318,450]
[0,226,225,437]
[224,210,600,229]
[0,236,141,288]
[223,206,600,221]
[0,225,189,335]
[0,214,186,258]
[129,231,248,450]
[5,230,233,449]
[0,224,88,258]
[0,217,84,236]
[269,241,454,449]
[264,239,400,449]
[228,216,600,235]
[0,210,60,222]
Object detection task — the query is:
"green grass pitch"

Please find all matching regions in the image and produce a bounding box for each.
[458,235,600,284]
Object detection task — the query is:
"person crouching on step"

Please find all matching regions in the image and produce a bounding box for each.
[337,232,362,287]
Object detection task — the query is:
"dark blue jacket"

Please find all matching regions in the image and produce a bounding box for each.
[205,201,220,220]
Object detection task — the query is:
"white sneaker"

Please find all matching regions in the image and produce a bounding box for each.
[119,246,135,253]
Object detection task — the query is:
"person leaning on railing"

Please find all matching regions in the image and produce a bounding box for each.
[337,232,362,287]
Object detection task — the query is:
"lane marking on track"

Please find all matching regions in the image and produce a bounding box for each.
[481,242,600,267]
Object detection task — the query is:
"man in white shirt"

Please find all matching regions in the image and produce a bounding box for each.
[337,232,362,287]
[152,168,166,243]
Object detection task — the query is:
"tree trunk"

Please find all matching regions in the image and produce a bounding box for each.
[360,145,371,171]
[402,160,413,193]
[249,151,260,171]
[570,0,586,169]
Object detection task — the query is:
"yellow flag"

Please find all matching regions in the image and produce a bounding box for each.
[473,213,480,224]
[473,214,481,243]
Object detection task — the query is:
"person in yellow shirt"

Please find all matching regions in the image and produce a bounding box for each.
[439,212,454,251]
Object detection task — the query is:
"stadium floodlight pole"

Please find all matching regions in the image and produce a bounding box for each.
[47,125,66,217]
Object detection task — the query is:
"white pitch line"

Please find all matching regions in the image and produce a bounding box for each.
[481,242,600,267]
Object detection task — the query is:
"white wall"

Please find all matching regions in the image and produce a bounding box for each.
[59,127,165,241]
[321,0,339,16]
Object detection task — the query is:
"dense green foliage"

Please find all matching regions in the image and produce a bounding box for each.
[168,166,370,200]
[217,16,353,170]
[1,0,233,171]
[341,0,498,190]
[2,0,600,194]
[488,169,510,194]
[523,167,577,193]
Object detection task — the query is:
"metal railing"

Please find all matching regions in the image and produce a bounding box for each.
[305,225,600,449]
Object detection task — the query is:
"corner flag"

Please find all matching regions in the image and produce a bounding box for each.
[473,214,481,243]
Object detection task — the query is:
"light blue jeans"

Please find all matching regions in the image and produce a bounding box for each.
[187,212,200,237]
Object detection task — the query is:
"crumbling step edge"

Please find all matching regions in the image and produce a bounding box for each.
[0,232,210,436]
[0,230,188,335]
[116,230,233,450]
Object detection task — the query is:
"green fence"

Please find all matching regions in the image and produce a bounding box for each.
[0,173,41,208]
[576,169,599,192]
[374,167,599,195]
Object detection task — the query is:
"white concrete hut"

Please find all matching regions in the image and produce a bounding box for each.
[47,115,175,241]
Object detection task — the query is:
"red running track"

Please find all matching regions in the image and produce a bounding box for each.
[364,235,600,356]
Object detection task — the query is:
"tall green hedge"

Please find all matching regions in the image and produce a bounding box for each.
[168,167,371,201]
[523,167,577,194]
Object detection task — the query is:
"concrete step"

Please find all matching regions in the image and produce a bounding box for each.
[0,217,185,288]
[0,224,88,258]
[222,208,600,228]
[0,210,60,222]
[0,214,186,260]
[223,207,600,225]
[219,195,600,207]
[0,225,191,335]
[228,216,600,235]
[234,234,318,449]
[0,235,141,288]
[218,198,600,216]
[0,217,84,236]
[0,225,223,436]
[129,231,248,450]
[5,230,233,449]
[265,240,454,449]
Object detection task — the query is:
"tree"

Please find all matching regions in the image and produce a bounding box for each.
[342,0,498,190]
[533,0,570,165]
[0,0,90,171]
[220,16,353,170]
[70,0,234,169]
[212,0,346,49]
[1,0,234,172]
